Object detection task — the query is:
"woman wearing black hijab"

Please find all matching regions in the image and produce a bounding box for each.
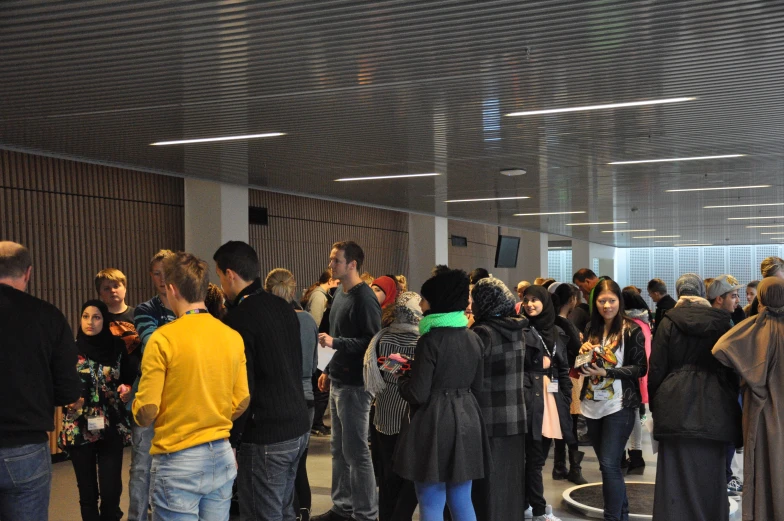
[59,300,135,521]
[521,285,574,521]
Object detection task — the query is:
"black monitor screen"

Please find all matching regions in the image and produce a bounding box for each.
[494,235,520,268]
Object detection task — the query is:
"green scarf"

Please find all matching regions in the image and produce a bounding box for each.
[419,311,468,335]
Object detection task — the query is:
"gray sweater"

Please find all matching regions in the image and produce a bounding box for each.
[296,310,319,403]
[326,282,382,385]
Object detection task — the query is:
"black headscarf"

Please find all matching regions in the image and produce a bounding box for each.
[76,299,123,366]
[523,284,557,349]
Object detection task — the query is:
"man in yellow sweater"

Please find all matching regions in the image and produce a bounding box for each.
[133,251,250,521]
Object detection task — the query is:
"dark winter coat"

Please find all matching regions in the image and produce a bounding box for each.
[648,300,742,446]
[471,316,527,437]
[653,294,676,334]
[394,326,491,483]
[523,325,575,444]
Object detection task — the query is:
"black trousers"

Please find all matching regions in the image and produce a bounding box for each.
[312,370,329,429]
[472,434,525,521]
[373,428,418,521]
[294,407,315,515]
[524,434,552,517]
[69,429,125,521]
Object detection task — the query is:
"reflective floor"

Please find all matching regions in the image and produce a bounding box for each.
[48,424,741,521]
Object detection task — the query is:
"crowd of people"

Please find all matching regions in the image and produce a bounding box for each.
[0,238,782,521]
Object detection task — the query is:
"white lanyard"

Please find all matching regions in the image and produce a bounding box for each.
[533,328,555,359]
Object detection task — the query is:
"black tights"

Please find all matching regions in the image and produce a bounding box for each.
[69,429,124,521]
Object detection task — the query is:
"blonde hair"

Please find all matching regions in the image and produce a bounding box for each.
[360,272,375,286]
[94,268,127,293]
[761,256,784,278]
[516,280,531,291]
[150,249,174,271]
[265,268,297,303]
[162,252,209,303]
[396,275,408,292]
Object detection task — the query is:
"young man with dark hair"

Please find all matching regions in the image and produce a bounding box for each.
[126,249,177,521]
[133,251,249,521]
[0,241,81,521]
[647,278,676,334]
[313,241,382,521]
[213,240,311,521]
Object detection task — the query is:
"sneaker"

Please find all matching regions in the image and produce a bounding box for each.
[311,425,331,436]
[524,506,533,519]
[727,476,743,495]
[311,511,350,521]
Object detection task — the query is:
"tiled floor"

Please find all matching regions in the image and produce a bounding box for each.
[49,426,741,520]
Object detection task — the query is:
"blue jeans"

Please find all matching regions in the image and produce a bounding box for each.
[129,418,155,521]
[329,381,378,521]
[586,408,636,521]
[237,432,309,521]
[415,481,475,521]
[149,439,236,521]
[0,442,51,521]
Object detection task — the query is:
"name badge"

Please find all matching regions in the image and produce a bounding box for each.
[87,416,105,431]
[593,389,612,401]
[547,379,559,393]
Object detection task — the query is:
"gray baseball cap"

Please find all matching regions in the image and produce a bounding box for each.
[706,274,744,300]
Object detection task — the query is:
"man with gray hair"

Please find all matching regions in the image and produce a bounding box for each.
[0,241,81,521]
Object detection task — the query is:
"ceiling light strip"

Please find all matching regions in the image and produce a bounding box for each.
[565,221,627,226]
[150,132,285,145]
[610,154,745,165]
[506,97,695,117]
[760,232,784,235]
[746,225,784,228]
[601,229,655,233]
[666,185,770,192]
[514,211,585,216]
[632,235,681,239]
[445,196,529,203]
[705,203,784,209]
[335,173,440,182]
[674,243,713,247]
[727,216,784,221]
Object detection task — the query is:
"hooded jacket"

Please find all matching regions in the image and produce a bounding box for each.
[471,316,528,437]
[648,299,742,445]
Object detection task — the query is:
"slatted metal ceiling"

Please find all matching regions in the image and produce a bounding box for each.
[3,0,784,247]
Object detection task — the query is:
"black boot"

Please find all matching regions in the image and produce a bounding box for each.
[568,449,588,485]
[552,440,569,480]
[627,449,645,475]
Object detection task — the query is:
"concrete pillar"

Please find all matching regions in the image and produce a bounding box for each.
[184,178,249,274]
[408,214,449,294]
[571,239,626,286]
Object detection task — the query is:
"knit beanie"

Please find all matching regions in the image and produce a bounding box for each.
[420,269,470,313]
[676,273,705,298]
[394,292,423,325]
[471,277,516,319]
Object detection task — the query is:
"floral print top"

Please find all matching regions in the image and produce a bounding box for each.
[58,353,132,450]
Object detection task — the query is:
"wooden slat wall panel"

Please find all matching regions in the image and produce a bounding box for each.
[249,190,409,297]
[0,149,184,454]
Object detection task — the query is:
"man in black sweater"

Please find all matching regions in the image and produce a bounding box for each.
[0,241,81,521]
[313,241,382,521]
[213,241,310,521]
[647,278,676,334]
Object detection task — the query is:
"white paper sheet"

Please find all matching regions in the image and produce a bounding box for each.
[317,346,336,371]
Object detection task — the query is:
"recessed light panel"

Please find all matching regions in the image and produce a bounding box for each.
[728,216,784,221]
[445,196,529,203]
[610,154,745,165]
[566,221,627,226]
[666,185,770,192]
[506,97,695,117]
[601,229,656,233]
[150,132,285,145]
[514,211,585,216]
[335,173,440,182]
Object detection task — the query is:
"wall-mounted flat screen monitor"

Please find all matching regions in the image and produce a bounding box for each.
[451,235,468,247]
[495,235,520,268]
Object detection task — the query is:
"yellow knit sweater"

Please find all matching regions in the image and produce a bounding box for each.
[132,313,250,454]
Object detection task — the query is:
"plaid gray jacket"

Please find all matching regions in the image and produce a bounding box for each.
[471,316,527,437]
